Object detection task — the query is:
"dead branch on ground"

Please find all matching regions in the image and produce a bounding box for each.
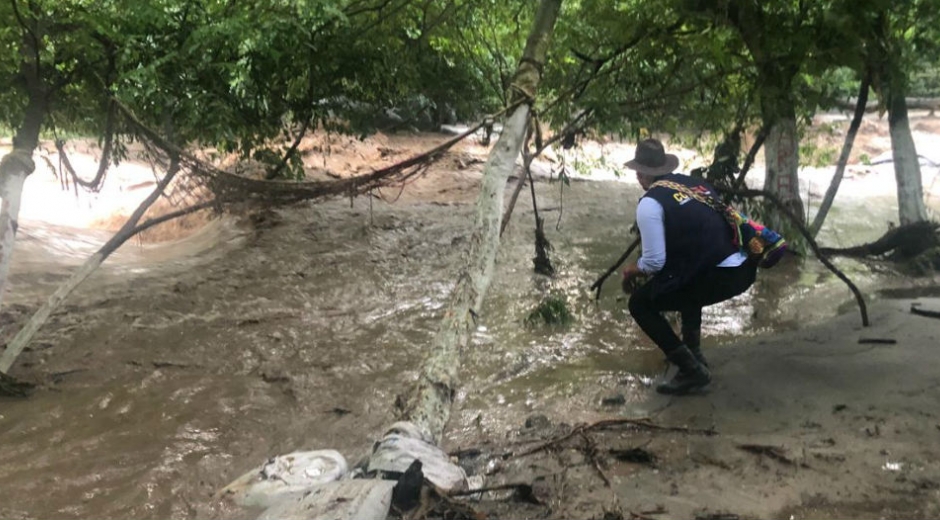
[736,443,808,468]
[580,432,612,487]
[512,417,717,460]
[911,303,940,319]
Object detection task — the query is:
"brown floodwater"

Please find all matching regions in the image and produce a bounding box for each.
[0,173,934,520]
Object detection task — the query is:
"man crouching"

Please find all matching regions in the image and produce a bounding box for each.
[621,139,757,395]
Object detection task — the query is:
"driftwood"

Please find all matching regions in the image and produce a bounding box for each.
[857,338,897,345]
[0,370,34,397]
[736,443,806,467]
[818,221,940,258]
[911,303,940,319]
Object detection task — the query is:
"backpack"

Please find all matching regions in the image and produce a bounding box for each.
[650,180,788,268]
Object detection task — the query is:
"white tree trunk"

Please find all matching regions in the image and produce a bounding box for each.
[763,115,805,225]
[401,0,561,445]
[0,159,181,374]
[404,104,531,442]
[888,92,928,225]
[0,151,35,311]
[0,256,102,373]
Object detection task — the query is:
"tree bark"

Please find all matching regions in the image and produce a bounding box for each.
[0,16,47,312]
[762,110,805,226]
[0,152,33,312]
[0,108,45,311]
[810,73,872,237]
[403,0,562,445]
[725,0,805,227]
[887,85,928,225]
[0,157,182,374]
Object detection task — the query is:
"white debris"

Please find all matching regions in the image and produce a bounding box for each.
[220,450,348,508]
[368,421,468,493]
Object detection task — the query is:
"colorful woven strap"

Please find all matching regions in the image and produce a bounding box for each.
[649,179,744,247]
[649,179,726,213]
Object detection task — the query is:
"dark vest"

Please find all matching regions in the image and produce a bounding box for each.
[642,173,737,297]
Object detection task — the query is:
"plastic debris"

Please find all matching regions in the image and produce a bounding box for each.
[257,479,394,520]
[219,449,348,508]
[368,421,468,492]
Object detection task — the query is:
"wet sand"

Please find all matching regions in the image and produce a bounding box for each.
[469,297,940,520]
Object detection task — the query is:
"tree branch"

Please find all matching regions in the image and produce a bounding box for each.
[723,187,869,327]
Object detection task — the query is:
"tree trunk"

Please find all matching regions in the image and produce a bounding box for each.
[0,158,182,374]
[726,1,805,228]
[887,85,928,225]
[763,112,805,226]
[0,152,33,312]
[810,73,872,237]
[403,0,562,445]
[0,23,46,312]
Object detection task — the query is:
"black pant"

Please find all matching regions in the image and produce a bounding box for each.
[628,260,758,355]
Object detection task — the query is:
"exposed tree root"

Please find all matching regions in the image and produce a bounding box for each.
[818,221,940,259]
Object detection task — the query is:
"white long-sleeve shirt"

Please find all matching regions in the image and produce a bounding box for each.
[635,197,747,275]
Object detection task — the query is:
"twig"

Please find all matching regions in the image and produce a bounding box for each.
[737,444,800,466]
[631,510,667,520]
[590,237,641,301]
[512,418,716,459]
[857,338,896,344]
[730,125,769,192]
[448,483,531,497]
[580,432,611,487]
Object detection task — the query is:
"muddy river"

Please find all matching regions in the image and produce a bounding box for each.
[1,158,938,519]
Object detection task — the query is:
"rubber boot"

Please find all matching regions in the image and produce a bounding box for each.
[682,328,708,368]
[656,345,711,395]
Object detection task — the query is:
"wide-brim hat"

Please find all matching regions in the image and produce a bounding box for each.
[625,138,679,176]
